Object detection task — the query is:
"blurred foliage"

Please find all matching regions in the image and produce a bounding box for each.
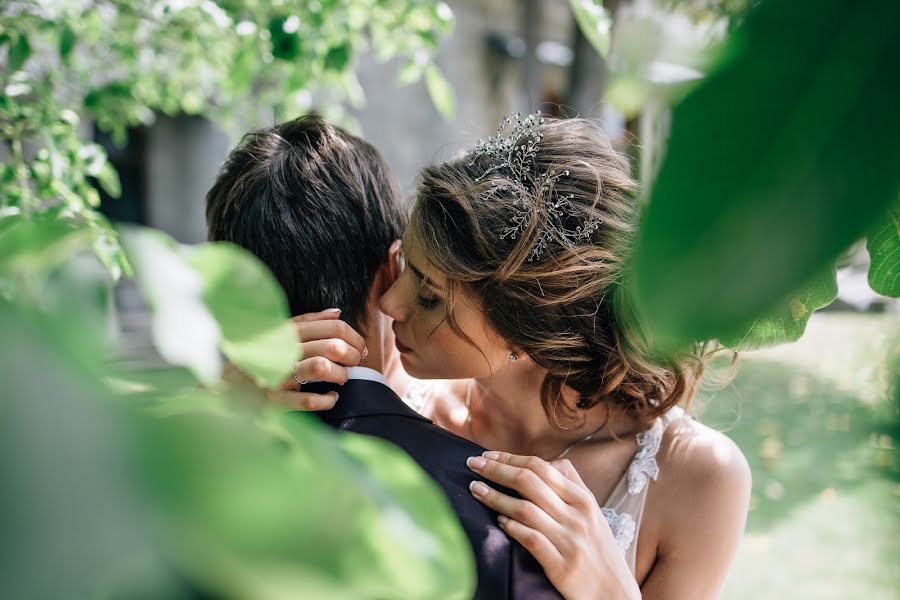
[628,0,900,350]
[0,0,455,276]
[569,0,612,58]
[0,219,476,597]
[0,299,475,599]
[0,4,474,596]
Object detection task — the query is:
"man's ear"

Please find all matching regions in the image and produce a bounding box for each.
[385,239,403,286]
[373,239,403,296]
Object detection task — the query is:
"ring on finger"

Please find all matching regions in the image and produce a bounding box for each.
[292,362,309,386]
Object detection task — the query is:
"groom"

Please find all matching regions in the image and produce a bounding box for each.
[205,115,560,599]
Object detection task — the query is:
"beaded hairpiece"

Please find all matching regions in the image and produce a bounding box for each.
[467,112,601,262]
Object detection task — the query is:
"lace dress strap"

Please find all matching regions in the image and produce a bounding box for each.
[600,406,686,574]
[400,378,435,414]
[626,405,684,494]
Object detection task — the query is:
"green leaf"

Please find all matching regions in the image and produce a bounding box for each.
[79,143,108,177]
[570,0,612,57]
[121,227,223,385]
[1,303,475,599]
[0,306,156,599]
[397,58,424,85]
[720,265,838,350]
[0,216,92,275]
[186,242,299,389]
[8,33,31,71]
[324,43,352,72]
[866,198,900,298]
[59,24,76,62]
[333,431,476,598]
[425,65,455,120]
[268,16,301,60]
[631,0,900,348]
[97,162,122,198]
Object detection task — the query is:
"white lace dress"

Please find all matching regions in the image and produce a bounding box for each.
[402,381,684,576]
[600,406,684,574]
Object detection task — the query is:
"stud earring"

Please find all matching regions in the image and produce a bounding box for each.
[510,352,519,362]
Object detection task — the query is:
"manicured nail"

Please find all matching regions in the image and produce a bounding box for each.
[497,515,509,526]
[332,392,339,401]
[469,480,489,497]
[323,308,341,314]
[482,450,500,461]
[467,456,486,470]
[362,346,369,359]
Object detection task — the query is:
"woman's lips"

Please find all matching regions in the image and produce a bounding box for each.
[395,337,412,354]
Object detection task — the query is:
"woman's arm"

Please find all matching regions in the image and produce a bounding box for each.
[640,429,751,599]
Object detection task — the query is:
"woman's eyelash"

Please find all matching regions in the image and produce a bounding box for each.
[415,294,441,310]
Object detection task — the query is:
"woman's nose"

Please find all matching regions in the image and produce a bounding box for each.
[379,277,409,323]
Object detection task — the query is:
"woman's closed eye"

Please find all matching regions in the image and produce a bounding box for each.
[415,293,442,310]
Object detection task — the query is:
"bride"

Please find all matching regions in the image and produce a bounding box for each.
[292,114,750,599]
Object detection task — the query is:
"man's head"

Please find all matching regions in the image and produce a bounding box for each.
[206,115,407,333]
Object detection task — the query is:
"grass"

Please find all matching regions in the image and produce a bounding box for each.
[694,312,900,599]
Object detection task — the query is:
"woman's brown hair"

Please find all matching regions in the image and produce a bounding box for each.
[407,117,716,429]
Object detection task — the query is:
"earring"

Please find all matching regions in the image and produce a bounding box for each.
[510,352,519,362]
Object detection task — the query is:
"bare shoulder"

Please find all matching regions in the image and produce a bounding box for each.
[639,415,753,599]
[652,414,752,526]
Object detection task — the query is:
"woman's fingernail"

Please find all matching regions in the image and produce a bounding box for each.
[482,450,500,461]
[362,346,369,359]
[323,308,341,314]
[498,515,509,526]
[467,456,486,470]
[469,480,490,497]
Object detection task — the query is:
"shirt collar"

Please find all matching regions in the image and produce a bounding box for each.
[345,366,389,387]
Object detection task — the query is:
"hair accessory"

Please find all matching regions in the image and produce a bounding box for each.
[467,112,602,262]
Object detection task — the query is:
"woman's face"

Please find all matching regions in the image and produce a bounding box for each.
[379,238,513,380]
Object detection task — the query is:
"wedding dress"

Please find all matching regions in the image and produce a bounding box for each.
[402,380,685,576]
[600,406,684,575]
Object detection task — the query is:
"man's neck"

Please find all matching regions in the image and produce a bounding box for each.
[356,309,391,375]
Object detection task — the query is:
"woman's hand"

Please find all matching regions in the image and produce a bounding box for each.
[466,451,641,600]
[269,309,367,410]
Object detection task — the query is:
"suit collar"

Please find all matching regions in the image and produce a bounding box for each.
[306,379,433,424]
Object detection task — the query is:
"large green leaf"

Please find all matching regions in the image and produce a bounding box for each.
[0,304,161,600]
[866,199,900,298]
[186,242,299,389]
[632,0,900,348]
[570,0,612,57]
[720,265,838,350]
[1,302,475,599]
[121,227,223,385]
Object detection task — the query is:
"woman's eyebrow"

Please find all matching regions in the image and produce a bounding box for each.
[407,259,445,292]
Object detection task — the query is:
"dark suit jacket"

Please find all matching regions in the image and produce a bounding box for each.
[305,378,561,600]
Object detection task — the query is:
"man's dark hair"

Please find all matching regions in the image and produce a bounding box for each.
[206,115,407,331]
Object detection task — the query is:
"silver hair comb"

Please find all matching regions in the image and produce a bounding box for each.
[467,112,601,262]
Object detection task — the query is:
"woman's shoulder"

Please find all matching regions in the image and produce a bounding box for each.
[648,416,751,537]
[661,414,749,484]
[652,412,751,525]
[637,410,752,585]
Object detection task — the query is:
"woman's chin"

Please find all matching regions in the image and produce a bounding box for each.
[399,353,439,380]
